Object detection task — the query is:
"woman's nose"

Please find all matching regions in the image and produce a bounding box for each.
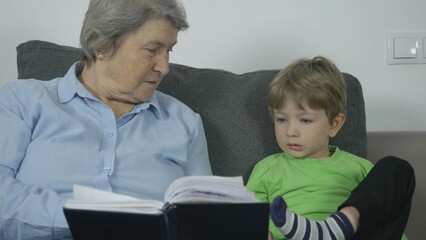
[153,52,170,76]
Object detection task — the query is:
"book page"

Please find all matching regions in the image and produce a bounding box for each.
[164,176,259,204]
[64,185,164,214]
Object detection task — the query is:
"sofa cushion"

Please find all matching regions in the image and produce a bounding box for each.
[16,40,367,181]
[17,40,84,81]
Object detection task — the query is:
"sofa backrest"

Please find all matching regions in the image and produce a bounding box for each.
[16,40,367,182]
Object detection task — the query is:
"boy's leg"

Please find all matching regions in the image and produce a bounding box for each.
[270,196,355,240]
[339,156,415,240]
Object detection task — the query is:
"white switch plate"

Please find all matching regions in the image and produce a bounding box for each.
[393,37,417,59]
[423,37,426,58]
[387,32,426,65]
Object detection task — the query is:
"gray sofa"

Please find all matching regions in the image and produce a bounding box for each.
[15,40,422,238]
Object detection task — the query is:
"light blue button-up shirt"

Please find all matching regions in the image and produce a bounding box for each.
[0,62,212,239]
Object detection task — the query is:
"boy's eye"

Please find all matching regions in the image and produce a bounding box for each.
[300,119,313,124]
[275,117,287,123]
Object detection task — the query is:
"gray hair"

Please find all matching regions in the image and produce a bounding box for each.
[80,0,189,63]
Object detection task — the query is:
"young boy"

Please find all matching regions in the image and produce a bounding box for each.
[246,56,415,240]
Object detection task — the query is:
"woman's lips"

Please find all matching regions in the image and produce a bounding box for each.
[145,80,159,88]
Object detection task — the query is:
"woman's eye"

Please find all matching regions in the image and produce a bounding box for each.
[145,48,158,55]
[145,48,172,56]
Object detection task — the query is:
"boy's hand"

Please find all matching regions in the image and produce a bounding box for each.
[268,231,274,240]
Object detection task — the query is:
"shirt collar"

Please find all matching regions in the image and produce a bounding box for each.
[57,61,163,119]
[58,62,83,103]
[284,146,341,162]
[133,92,164,120]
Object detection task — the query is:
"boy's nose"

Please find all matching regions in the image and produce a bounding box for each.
[286,123,299,137]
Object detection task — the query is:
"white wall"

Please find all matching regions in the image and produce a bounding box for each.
[1,0,426,131]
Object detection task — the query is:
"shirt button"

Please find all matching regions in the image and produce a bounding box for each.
[107,132,113,137]
[103,167,111,173]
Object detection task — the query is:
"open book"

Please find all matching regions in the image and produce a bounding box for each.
[63,176,269,240]
[64,175,259,213]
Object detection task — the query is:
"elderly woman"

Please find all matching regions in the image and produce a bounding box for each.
[0,0,212,238]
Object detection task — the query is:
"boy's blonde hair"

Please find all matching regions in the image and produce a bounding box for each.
[267,56,346,124]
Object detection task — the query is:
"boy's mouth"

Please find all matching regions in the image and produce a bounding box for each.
[288,144,302,151]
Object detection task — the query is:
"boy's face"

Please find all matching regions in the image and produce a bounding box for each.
[273,99,344,159]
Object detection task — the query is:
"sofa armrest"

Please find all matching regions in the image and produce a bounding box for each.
[367,131,426,240]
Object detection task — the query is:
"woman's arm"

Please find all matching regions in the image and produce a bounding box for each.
[0,99,70,238]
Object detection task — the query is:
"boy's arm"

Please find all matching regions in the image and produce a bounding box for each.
[247,160,286,240]
[268,231,275,240]
[246,162,270,202]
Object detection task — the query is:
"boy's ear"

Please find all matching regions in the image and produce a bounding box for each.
[328,113,346,138]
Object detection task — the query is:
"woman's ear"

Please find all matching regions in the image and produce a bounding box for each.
[329,113,346,138]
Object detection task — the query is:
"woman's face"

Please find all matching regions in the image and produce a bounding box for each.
[95,19,178,103]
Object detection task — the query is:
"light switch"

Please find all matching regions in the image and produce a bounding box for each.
[387,32,426,64]
[423,37,426,58]
[393,37,417,59]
